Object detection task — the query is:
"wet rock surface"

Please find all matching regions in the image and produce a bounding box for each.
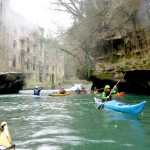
[90,70,150,95]
[0,72,25,94]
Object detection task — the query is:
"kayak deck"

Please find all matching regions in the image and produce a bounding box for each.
[94,97,146,115]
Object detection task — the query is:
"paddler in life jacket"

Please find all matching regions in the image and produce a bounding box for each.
[75,87,81,93]
[34,86,42,95]
[59,87,66,94]
[101,85,118,102]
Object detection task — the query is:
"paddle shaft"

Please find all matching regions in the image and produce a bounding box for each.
[107,80,120,98]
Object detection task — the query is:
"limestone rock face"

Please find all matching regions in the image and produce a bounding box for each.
[0,72,25,94]
[90,55,150,95]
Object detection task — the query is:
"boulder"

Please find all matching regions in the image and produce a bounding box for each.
[0,72,25,94]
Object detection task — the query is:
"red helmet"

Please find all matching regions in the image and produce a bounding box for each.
[106,89,111,93]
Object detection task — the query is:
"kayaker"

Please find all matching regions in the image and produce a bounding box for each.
[59,87,66,94]
[101,85,118,102]
[34,86,42,95]
[81,86,87,94]
[75,87,81,93]
[93,87,99,94]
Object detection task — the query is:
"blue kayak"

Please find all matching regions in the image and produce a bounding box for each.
[94,97,146,115]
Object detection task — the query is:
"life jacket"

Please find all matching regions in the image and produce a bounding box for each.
[75,88,81,93]
[34,88,40,95]
[60,89,66,94]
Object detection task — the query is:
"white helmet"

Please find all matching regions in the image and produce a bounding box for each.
[35,86,39,88]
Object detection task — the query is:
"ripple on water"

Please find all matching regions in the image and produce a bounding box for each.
[26,114,74,122]
[31,127,75,137]
[37,145,62,150]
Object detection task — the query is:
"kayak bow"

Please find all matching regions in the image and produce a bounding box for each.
[0,122,15,150]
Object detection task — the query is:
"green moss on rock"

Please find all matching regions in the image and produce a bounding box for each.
[98,72,114,80]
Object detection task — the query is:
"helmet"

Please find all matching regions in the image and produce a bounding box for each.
[106,88,111,93]
[104,85,111,92]
[35,86,39,89]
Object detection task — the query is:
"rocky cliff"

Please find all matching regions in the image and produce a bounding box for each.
[89,49,150,95]
[0,72,25,94]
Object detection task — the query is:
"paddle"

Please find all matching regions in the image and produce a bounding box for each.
[93,88,104,91]
[98,73,126,109]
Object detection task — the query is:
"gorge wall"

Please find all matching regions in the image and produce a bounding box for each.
[89,49,150,95]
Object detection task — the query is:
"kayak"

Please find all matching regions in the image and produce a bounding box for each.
[49,92,70,96]
[76,91,87,94]
[0,121,15,150]
[114,92,125,96]
[76,92,81,94]
[94,91,99,95]
[33,95,41,98]
[94,97,146,115]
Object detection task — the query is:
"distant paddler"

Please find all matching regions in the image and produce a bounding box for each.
[59,87,66,94]
[33,86,42,96]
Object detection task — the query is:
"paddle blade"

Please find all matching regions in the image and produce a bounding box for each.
[98,104,104,109]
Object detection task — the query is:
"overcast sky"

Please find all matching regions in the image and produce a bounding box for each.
[10,0,72,35]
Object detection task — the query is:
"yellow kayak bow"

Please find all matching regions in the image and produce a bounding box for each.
[0,122,15,150]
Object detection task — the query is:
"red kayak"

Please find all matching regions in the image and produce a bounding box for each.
[76,91,87,94]
[76,92,81,94]
[114,92,125,96]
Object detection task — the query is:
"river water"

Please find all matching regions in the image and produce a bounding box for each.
[0,90,150,150]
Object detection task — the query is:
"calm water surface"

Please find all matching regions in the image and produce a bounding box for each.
[0,90,150,150]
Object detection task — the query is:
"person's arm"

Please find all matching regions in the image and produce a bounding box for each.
[38,87,42,92]
[101,92,107,101]
[111,86,118,95]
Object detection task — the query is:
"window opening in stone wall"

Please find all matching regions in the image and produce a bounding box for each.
[27,46,30,53]
[12,56,16,67]
[27,58,30,70]
[33,57,36,70]
[0,3,2,15]
[13,40,17,49]
[39,73,42,82]
[33,62,35,70]
[46,65,49,71]
[20,39,25,48]
[52,74,54,84]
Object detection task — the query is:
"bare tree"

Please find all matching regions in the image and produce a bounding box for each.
[50,0,149,78]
